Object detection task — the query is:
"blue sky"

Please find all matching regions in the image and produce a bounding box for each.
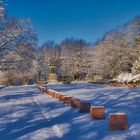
[6,0,140,46]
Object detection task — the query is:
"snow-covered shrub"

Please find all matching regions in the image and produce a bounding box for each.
[132,74,140,83]
[113,73,140,84]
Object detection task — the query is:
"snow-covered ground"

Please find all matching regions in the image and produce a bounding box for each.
[0,83,140,140]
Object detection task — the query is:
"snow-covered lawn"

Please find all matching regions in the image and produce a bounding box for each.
[0,83,140,140]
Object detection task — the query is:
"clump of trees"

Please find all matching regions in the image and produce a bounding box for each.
[39,38,90,81]
[0,1,38,85]
[39,17,140,81]
[91,16,140,79]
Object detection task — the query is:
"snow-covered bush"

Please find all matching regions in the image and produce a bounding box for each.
[132,74,140,83]
[113,73,140,84]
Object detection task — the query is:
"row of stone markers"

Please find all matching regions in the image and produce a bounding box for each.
[36,86,128,131]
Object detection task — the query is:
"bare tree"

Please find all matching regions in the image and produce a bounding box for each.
[59,38,88,80]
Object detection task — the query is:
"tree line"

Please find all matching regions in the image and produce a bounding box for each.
[39,16,140,81]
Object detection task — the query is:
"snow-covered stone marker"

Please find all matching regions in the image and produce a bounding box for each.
[55,92,62,100]
[46,90,49,95]
[52,91,56,98]
[36,86,42,91]
[57,94,63,101]
[44,89,48,94]
[53,92,57,98]
[50,91,54,96]
[70,98,80,108]
[54,93,59,99]
[55,93,60,100]
[47,89,55,96]
[90,106,105,120]
[50,92,53,96]
[79,100,91,113]
[48,89,51,95]
[58,94,66,101]
[109,112,128,130]
[47,90,50,95]
[63,96,73,104]
[36,86,47,92]
[42,87,47,92]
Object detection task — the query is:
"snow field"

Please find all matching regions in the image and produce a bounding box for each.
[0,83,140,140]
